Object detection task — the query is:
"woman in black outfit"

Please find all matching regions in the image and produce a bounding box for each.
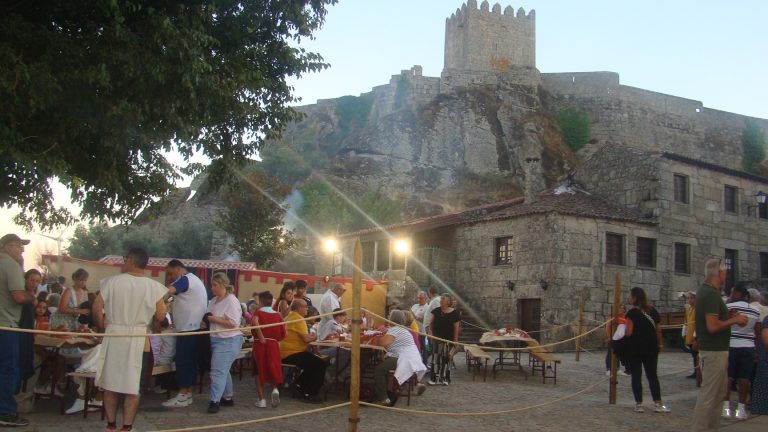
[624,287,670,413]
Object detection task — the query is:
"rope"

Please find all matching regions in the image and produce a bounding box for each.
[365,308,611,352]
[360,377,606,416]
[0,308,352,338]
[461,320,579,334]
[146,402,351,432]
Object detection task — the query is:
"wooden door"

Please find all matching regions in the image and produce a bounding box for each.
[518,298,541,341]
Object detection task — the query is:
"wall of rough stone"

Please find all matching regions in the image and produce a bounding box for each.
[444,1,535,71]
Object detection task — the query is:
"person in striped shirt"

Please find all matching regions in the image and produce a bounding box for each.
[722,282,761,420]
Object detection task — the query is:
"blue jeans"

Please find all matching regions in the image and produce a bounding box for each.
[0,331,20,415]
[209,335,242,402]
[174,331,200,388]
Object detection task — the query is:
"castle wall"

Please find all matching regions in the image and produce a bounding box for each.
[444,1,535,71]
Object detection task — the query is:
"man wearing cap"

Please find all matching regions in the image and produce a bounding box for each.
[691,259,748,432]
[0,234,35,427]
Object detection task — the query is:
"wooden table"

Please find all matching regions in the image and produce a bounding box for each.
[34,334,99,414]
[479,332,537,379]
[310,340,385,393]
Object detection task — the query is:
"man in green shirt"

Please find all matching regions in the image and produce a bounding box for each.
[691,258,748,432]
[0,234,35,427]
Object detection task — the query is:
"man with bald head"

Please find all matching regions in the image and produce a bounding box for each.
[279,299,327,403]
[319,283,346,327]
[691,259,749,432]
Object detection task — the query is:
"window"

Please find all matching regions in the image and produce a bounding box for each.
[673,174,689,203]
[636,237,656,268]
[674,243,691,274]
[761,252,768,278]
[361,241,375,272]
[332,251,342,276]
[376,240,390,271]
[724,185,738,214]
[605,233,625,266]
[495,236,514,265]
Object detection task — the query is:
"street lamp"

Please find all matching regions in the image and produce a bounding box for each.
[393,238,410,255]
[323,238,338,253]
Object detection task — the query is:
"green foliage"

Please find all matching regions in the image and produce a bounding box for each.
[296,179,401,236]
[0,0,337,230]
[393,74,410,110]
[557,108,591,153]
[335,93,374,131]
[259,145,312,186]
[67,221,216,260]
[742,119,767,173]
[216,172,297,268]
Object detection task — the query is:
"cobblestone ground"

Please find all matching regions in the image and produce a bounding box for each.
[22,349,767,431]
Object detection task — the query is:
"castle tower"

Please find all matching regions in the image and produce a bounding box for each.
[444,1,535,72]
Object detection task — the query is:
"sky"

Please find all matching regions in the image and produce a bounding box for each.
[3,0,768,265]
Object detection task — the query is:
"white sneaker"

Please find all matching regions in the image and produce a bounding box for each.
[65,398,85,415]
[721,404,732,419]
[634,404,644,413]
[654,403,671,413]
[734,405,748,420]
[88,398,103,407]
[162,393,193,408]
[427,379,438,385]
[270,388,280,408]
[34,384,64,397]
[255,399,267,408]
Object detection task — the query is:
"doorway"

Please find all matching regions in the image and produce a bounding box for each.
[518,298,541,341]
[724,249,737,291]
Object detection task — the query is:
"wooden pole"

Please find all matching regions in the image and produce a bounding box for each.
[347,239,363,432]
[575,292,584,361]
[609,273,622,404]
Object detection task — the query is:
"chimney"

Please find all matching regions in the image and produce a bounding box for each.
[523,156,544,203]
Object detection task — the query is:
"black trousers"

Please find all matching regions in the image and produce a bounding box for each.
[628,351,661,403]
[282,352,327,397]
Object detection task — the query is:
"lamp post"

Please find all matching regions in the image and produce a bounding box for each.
[393,238,411,273]
[34,231,65,256]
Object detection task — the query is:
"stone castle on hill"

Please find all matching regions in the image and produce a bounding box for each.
[287,1,768,344]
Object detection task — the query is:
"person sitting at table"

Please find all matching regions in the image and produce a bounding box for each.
[50,268,90,332]
[251,290,286,409]
[428,294,460,385]
[66,306,104,415]
[279,299,326,403]
[34,299,50,330]
[318,308,347,341]
[372,310,427,406]
[317,308,351,384]
[274,281,295,318]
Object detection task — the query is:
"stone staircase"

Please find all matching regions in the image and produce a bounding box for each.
[458,312,488,346]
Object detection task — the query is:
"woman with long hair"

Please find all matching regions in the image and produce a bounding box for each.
[624,287,670,413]
[203,272,243,414]
[273,281,295,318]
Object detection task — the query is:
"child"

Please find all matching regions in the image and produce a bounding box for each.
[34,300,50,330]
[251,291,286,408]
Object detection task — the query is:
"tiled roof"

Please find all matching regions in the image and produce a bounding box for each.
[342,188,651,238]
[475,188,651,225]
[660,152,768,185]
[98,256,257,270]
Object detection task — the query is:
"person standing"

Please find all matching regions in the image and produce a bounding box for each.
[624,287,670,413]
[203,272,243,414]
[750,313,768,415]
[721,282,760,420]
[50,268,90,331]
[162,259,208,408]
[93,248,167,432]
[684,292,699,379]
[428,294,460,385]
[691,259,748,432]
[421,286,441,352]
[0,234,34,427]
[251,291,285,409]
[411,291,429,363]
[319,283,345,327]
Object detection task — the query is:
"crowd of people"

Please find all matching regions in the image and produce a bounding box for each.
[2,232,768,432]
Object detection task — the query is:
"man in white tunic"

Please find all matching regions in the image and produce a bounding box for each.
[93,248,167,432]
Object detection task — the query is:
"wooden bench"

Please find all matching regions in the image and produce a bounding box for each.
[464,345,492,382]
[65,372,104,419]
[528,345,561,384]
[386,371,417,406]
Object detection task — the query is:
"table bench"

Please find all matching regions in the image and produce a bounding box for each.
[528,344,561,384]
[464,345,492,382]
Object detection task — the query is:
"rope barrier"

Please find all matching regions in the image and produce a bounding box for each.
[359,377,606,416]
[0,307,353,338]
[146,402,351,432]
[365,308,611,352]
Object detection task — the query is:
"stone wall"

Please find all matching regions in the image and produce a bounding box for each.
[444,1,535,71]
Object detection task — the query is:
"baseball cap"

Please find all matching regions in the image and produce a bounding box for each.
[0,234,30,246]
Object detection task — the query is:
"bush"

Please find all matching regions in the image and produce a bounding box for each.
[557,108,591,153]
[742,119,766,173]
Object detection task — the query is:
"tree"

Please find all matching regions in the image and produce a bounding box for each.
[66,224,122,260]
[557,108,591,153]
[216,172,296,268]
[1,0,337,230]
[742,119,767,173]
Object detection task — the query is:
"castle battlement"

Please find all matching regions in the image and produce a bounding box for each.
[444,1,535,72]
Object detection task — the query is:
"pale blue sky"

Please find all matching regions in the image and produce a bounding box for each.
[4,0,768,262]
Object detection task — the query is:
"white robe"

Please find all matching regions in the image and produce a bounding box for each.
[394,344,427,385]
[96,273,166,395]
